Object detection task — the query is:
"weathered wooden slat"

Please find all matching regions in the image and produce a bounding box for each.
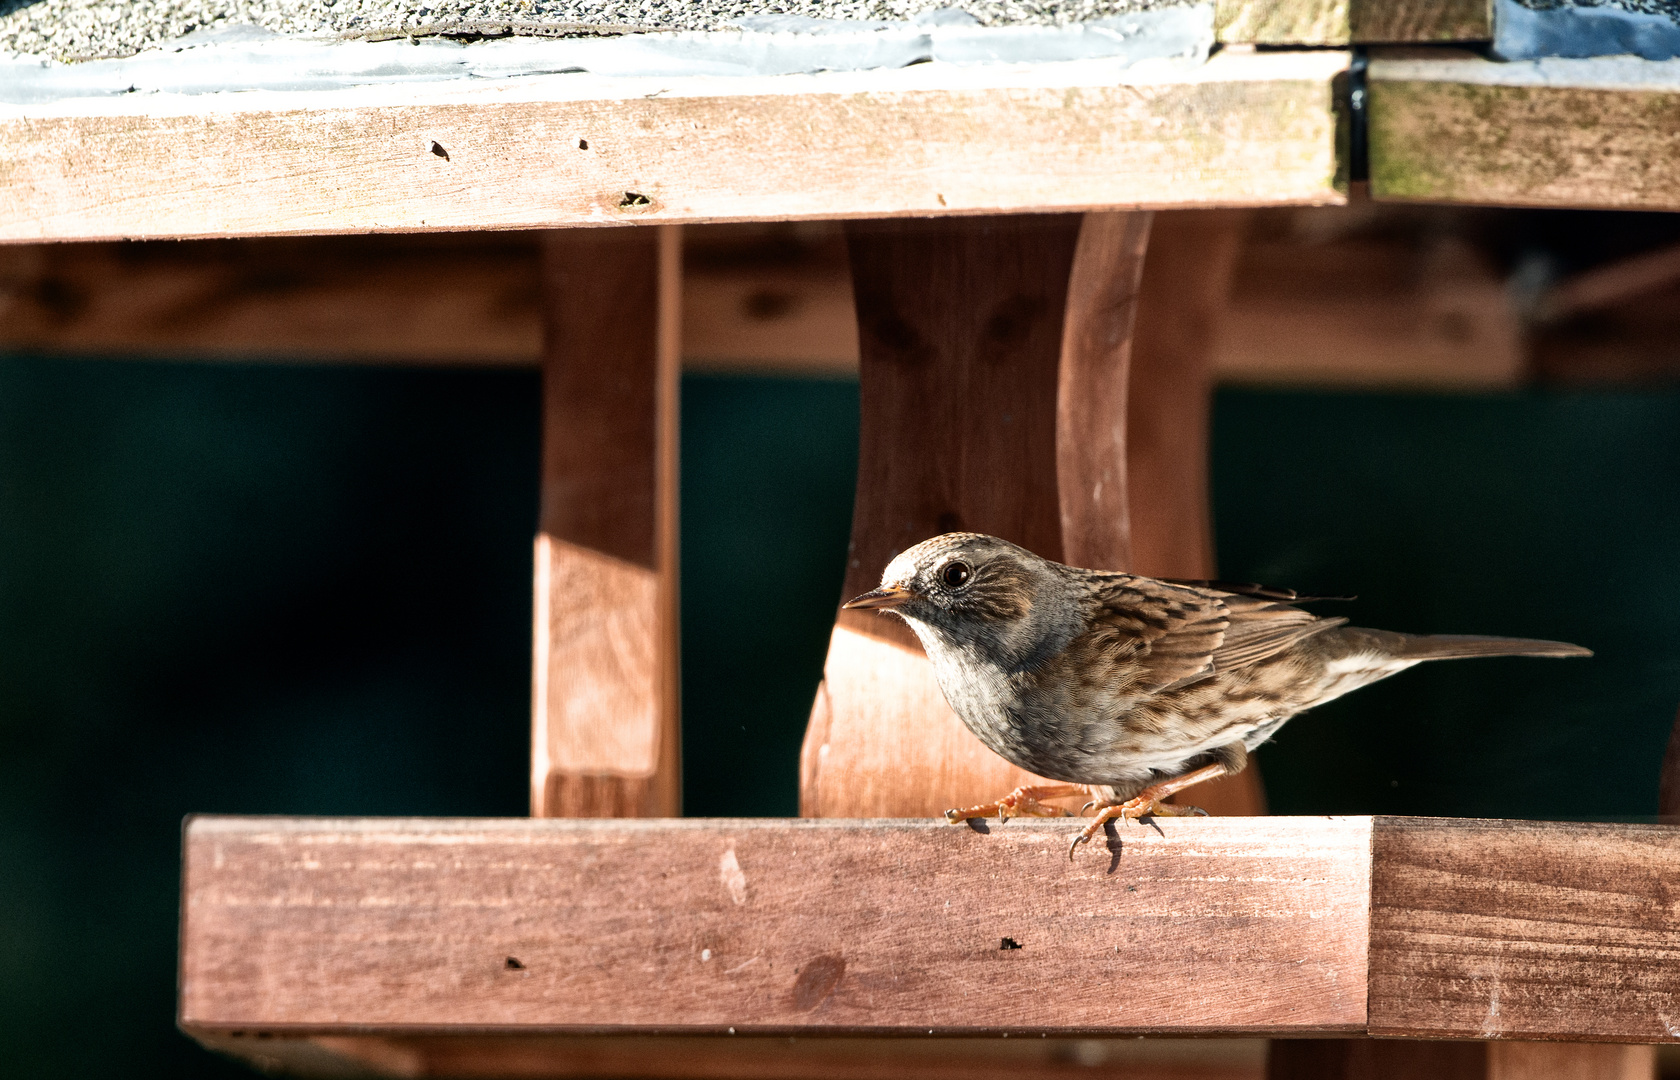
[178,815,1372,1037]
[1216,0,1490,45]
[1,51,1345,244]
[1368,817,1680,1043]
[532,226,681,817]
[1369,51,1680,211]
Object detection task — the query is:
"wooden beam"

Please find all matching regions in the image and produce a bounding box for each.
[1368,817,1680,1043]
[1369,50,1680,211]
[532,226,681,817]
[800,214,1092,818]
[0,50,1345,244]
[1217,0,1490,45]
[1126,208,1265,818]
[178,815,1373,1037]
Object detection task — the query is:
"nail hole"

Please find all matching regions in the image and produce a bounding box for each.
[430,141,450,160]
[578,139,589,150]
[1000,938,1023,950]
[505,956,525,970]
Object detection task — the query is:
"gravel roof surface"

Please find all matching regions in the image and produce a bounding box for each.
[0,0,1182,59]
[1515,0,1680,12]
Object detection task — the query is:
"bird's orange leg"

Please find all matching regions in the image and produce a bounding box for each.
[1068,762,1229,858]
[944,784,1093,824]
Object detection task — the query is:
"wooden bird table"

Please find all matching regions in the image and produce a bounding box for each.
[5,0,1676,1075]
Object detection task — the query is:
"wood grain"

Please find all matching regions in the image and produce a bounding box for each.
[1369,52,1680,211]
[178,815,1372,1036]
[1368,817,1680,1043]
[1057,211,1155,574]
[1487,1042,1655,1080]
[801,214,1086,818]
[0,51,1346,244]
[1216,0,1489,44]
[195,1032,1269,1079]
[1127,209,1263,818]
[533,226,681,817]
[1127,210,1247,583]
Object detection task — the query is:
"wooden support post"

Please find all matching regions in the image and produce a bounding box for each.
[800,210,1268,820]
[1130,209,1265,818]
[800,213,1151,818]
[532,225,681,818]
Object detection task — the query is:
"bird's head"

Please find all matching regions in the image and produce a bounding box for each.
[843,532,1068,660]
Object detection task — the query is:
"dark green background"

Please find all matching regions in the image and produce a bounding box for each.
[0,356,1675,1076]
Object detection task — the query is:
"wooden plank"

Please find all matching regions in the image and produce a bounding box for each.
[178,815,1372,1036]
[196,1031,1270,1079]
[1369,51,1680,211]
[1368,817,1680,1043]
[532,225,680,817]
[1215,213,1524,390]
[0,225,855,371]
[0,51,1345,243]
[800,214,1088,818]
[1216,0,1489,45]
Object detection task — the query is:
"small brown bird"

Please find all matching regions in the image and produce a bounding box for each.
[843,532,1591,857]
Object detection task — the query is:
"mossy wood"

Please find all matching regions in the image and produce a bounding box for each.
[1369,51,1680,211]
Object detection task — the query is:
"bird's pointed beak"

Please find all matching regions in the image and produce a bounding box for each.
[843,586,912,610]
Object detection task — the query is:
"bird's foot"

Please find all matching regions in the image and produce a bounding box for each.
[943,784,1091,824]
[1067,794,1207,859]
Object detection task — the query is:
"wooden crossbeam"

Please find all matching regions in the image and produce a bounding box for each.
[1369,50,1680,211]
[179,814,1680,1073]
[179,816,1372,1038]
[1,51,1345,244]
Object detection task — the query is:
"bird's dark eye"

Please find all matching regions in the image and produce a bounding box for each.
[941,561,972,588]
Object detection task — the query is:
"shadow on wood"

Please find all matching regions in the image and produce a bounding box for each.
[533,226,681,817]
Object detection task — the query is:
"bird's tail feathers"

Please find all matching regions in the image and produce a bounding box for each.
[1381,632,1592,660]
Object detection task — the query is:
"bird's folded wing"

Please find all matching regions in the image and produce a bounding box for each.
[1091,578,1345,692]
[1212,595,1347,671]
[1089,578,1230,690]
